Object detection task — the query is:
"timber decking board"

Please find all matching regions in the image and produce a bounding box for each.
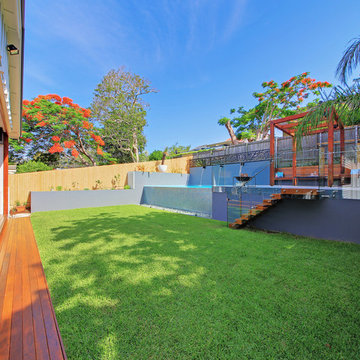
[0,217,66,360]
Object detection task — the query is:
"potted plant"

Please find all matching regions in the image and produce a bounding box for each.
[158,148,168,173]
[14,200,26,214]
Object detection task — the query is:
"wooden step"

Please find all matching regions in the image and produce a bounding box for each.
[255,205,268,211]
[229,190,292,230]
[281,188,319,196]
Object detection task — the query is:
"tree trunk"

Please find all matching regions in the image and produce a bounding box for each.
[132,130,139,163]
[225,120,239,145]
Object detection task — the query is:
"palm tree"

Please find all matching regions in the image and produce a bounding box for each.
[336,36,360,84]
[296,36,360,142]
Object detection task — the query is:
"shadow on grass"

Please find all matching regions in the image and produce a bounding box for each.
[31,206,360,360]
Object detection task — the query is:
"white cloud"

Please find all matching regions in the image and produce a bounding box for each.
[223,0,248,41]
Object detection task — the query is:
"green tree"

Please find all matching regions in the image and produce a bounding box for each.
[219,73,331,142]
[218,105,264,143]
[16,160,53,173]
[167,143,191,157]
[91,68,157,163]
[149,150,163,161]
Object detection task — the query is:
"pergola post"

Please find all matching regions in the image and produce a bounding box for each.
[328,110,334,187]
[270,122,275,186]
[292,136,297,186]
[340,123,345,179]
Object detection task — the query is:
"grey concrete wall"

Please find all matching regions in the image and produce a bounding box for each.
[31,189,140,212]
[212,192,227,221]
[31,171,191,212]
[249,198,360,244]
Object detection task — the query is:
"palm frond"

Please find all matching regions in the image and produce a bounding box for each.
[295,82,360,146]
[336,36,360,84]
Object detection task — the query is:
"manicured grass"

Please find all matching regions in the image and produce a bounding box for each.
[31,205,360,359]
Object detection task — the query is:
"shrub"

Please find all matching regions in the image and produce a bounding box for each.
[124,185,131,189]
[149,150,163,161]
[16,161,53,174]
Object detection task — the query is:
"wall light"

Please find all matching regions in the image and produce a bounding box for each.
[7,44,19,55]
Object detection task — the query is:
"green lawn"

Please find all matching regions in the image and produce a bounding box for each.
[31,205,360,360]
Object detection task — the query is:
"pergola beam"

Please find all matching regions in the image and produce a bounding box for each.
[272,111,309,124]
[270,106,340,188]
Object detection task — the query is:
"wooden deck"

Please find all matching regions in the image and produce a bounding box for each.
[0,217,67,360]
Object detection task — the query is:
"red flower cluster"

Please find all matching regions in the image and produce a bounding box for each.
[48,94,62,102]
[36,121,47,127]
[64,140,76,148]
[25,138,32,143]
[62,97,73,105]
[69,103,80,109]
[91,133,105,146]
[52,136,61,142]
[35,113,44,121]
[49,143,64,153]
[97,146,103,156]
[82,109,91,118]
[71,149,79,158]
[82,121,90,129]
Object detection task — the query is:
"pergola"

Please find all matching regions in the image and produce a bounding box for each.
[269,109,345,187]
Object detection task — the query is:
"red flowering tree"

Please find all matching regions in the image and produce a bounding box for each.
[252,72,332,139]
[20,94,106,166]
[219,72,332,142]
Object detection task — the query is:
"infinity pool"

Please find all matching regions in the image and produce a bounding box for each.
[141,185,212,216]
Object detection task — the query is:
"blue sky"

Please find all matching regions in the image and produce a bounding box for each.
[24,0,360,152]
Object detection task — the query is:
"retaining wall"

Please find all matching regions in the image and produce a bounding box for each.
[31,171,190,212]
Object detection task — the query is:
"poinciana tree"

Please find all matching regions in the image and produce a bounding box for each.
[219,73,332,142]
[14,94,107,166]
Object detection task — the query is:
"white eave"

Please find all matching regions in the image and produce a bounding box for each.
[0,0,23,139]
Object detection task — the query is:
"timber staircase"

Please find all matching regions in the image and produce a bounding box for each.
[229,188,319,229]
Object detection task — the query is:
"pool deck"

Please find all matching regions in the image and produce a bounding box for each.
[0,217,67,360]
